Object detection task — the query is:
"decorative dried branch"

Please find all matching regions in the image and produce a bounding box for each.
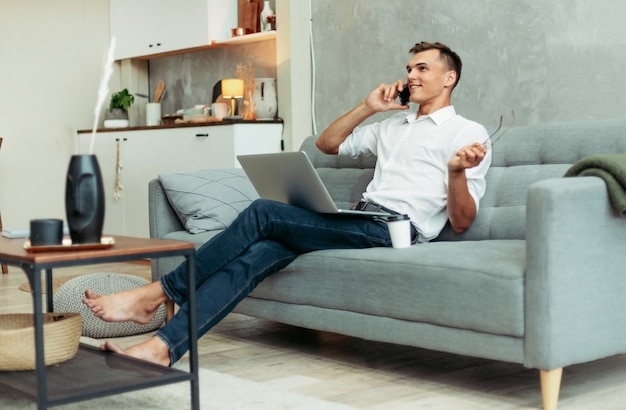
[236,61,256,120]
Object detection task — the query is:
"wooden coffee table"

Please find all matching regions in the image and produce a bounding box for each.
[0,235,199,409]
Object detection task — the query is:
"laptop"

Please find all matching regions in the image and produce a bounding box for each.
[237,151,392,217]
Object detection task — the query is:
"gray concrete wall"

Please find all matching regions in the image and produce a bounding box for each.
[149,40,277,116]
[148,0,278,117]
[310,0,626,131]
[145,0,625,136]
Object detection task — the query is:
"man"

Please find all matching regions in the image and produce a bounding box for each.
[83,41,491,366]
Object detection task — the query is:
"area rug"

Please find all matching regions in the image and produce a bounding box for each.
[18,271,151,294]
[18,275,77,294]
[0,367,355,409]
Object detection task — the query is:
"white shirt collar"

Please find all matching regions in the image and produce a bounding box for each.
[405,105,457,125]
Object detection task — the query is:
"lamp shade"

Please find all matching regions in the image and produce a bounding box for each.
[221,78,244,98]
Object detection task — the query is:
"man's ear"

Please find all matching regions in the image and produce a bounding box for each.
[444,70,457,88]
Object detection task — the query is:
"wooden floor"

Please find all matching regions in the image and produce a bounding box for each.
[2,262,626,409]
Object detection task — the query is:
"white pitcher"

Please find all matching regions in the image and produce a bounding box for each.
[253,77,277,120]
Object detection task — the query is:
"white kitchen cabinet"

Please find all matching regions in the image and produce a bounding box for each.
[78,123,282,237]
[109,0,237,60]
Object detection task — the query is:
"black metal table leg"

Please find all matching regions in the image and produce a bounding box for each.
[186,252,199,410]
[46,268,54,312]
[27,266,48,409]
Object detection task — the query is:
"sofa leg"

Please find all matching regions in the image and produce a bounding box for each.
[540,368,563,410]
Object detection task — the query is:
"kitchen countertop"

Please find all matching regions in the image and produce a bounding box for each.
[77,118,283,134]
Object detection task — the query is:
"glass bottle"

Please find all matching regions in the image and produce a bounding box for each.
[260,1,274,32]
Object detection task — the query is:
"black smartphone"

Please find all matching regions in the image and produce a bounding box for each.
[398,85,410,106]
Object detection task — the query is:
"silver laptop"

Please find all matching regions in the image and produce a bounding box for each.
[237,151,392,217]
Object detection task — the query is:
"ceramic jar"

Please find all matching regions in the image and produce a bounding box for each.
[253,78,277,120]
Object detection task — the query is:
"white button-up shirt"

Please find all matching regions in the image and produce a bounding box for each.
[339,106,491,242]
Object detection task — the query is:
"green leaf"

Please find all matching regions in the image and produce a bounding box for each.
[109,88,135,111]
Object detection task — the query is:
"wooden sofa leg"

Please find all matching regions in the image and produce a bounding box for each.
[540,368,563,410]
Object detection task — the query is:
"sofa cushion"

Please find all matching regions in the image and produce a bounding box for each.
[435,119,626,241]
[159,169,259,234]
[248,239,526,338]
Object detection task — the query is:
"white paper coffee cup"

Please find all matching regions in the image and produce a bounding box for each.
[387,214,411,248]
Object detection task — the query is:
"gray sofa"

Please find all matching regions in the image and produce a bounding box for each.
[148,118,626,410]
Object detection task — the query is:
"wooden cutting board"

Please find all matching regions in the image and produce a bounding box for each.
[238,0,261,33]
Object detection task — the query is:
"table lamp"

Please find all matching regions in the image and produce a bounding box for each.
[221,78,244,118]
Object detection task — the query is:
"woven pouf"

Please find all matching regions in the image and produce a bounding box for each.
[53,272,167,338]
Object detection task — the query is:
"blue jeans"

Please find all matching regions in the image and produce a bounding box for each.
[157,199,393,363]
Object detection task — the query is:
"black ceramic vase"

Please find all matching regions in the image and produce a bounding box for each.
[65,154,105,244]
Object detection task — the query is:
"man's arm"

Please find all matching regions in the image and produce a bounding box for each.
[447,143,488,233]
[316,81,408,154]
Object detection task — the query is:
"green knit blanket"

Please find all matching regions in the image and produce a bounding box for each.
[564,154,626,216]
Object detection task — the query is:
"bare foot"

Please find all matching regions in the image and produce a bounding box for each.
[101,337,171,366]
[83,281,168,324]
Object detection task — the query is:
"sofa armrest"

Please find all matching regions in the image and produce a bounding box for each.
[524,176,626,370]
[148,178,184,239]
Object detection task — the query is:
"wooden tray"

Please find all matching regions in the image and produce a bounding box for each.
[23,237,115,253]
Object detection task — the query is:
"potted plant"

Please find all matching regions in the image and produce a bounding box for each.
[104,88,134,128]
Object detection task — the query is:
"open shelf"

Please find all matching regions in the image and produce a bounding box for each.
[0,344,192,407]
[134,31,276,60]
[218,30,276,46]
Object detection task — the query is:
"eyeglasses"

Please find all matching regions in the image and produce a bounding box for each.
[482,110,515,148]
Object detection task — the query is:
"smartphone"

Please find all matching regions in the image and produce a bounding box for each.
[398,85,410,106]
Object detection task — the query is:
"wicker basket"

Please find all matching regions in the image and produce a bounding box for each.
[0,313,82,371]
